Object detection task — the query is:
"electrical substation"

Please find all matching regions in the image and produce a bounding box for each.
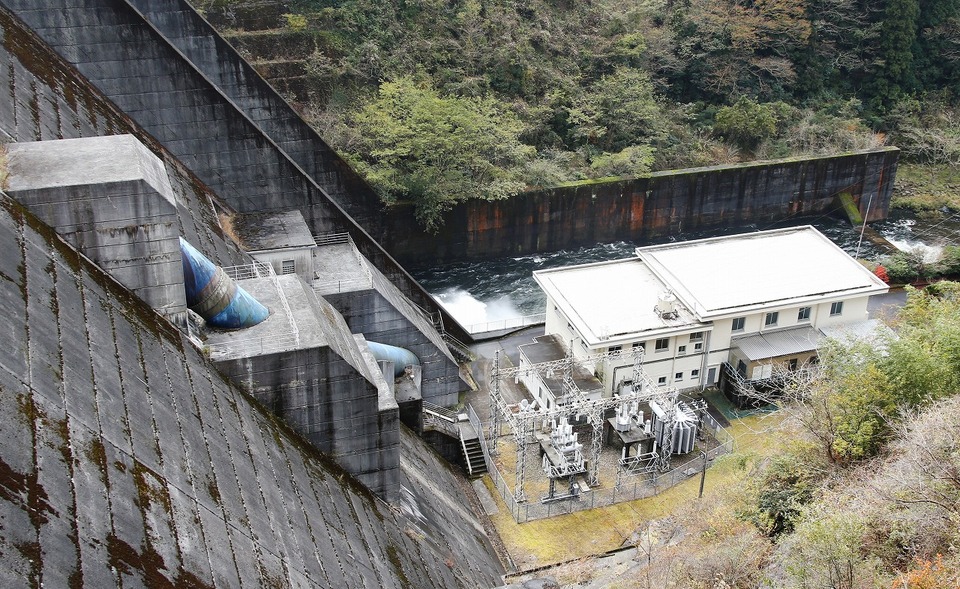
[485,341,726,511]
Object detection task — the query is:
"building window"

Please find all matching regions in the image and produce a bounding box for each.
[694,342,703,351]
[830,301,844,316]
[675,371,683,380]
[655,338,669,352]
[657,376,667,385]
[765,311,779,327]
[798,306,811,322]
[281,259,296,275]
[677,345,686,355]
[788,358,798,371]
[732,317,745,332]
[632,342,645,350]
[609,345,622,355]
[691,369,700,379]
[690,331,704,341]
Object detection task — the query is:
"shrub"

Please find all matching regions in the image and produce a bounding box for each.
[282,13,308,31]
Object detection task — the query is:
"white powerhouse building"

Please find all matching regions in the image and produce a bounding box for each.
[533,226,889,401]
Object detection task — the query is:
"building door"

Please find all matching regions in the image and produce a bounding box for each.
[707,366,717,385]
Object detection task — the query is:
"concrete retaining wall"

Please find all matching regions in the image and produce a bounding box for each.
[0,7,248,268]
[382,148,900,263]
[326,289,462,408]
[0,192,504,587]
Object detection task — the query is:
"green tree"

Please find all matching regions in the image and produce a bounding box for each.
[666,0,811,101]
[713,96,780,152]
[883,284,960,404]
[589,145,655,177]
[344,77,533,230]
[566,67,664,152]
[868,0,920,112]
[745,442,825,537]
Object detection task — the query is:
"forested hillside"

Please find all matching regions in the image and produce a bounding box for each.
[196,0,959,228]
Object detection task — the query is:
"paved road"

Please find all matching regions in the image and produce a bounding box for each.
[868,287,908,320]
[465,326,544,421]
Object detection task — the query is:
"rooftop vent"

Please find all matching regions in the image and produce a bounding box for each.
[655,291,679,320]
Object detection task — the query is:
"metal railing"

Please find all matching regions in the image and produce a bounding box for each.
[423,402,461,437]
[312,276,372,294]
[222,260,275,281]
[313,232,352,247]
[464,313,546,335]
[312,232,374,294]
[442,332,475,361]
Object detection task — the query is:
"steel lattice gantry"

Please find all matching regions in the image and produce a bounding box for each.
[488,347,682,502]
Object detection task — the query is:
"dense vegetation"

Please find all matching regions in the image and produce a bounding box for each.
[703,284,960,587]
[252,0,960,228]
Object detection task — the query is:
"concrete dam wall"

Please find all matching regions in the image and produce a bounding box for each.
[382,148,900,263]
[1,0,465,336]
[0,4,505,586]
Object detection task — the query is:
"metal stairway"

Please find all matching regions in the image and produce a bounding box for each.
[461,436,487,477]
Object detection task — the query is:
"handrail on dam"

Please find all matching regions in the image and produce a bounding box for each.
[222,261,275,281]
[314,232,352,247]
[464,313,546,335]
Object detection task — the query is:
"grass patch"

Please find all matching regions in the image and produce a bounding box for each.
[486,411,789,569]
[893,163,960,211]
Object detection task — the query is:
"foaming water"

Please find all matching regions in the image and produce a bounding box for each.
[871,214,957,263]
[433,289,523,327]
[412,213,960,328]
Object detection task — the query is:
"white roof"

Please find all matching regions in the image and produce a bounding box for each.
[637,226,888,318]
[534,258,706,347]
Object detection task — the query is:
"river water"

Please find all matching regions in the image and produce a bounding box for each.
[409,210,960,330]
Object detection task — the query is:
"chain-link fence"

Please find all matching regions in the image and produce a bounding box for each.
[470,404,734,523]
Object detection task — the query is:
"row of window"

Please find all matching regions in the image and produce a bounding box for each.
[604,300,847,356]
[734,302,843,332]
[612,332,703,355]
[656,368,701,385]
[610,336,697,355]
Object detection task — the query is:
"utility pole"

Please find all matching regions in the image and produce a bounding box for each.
[698,450,707,498]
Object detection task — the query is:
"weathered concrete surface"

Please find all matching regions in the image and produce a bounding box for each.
[6,135,187,319]
[316,241,464,407]
[383,148,901,263]
[234,209,318,282]
[0,192,504,587]
[127,0,386,233]
[0,6,247,268]
[1,0,464,338]
[208,275,402,502]
[0,9,506,585]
